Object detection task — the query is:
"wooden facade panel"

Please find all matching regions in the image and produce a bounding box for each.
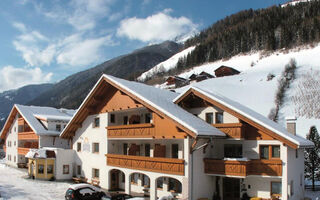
[212,123,245,139]
[107,124,155,138]
[18,131,39,140]
[106,154,185,176]
[204,158,282,177]
[3,145,6,152]
[18,147,31,155]
[99,90,143,113]
[152,113,187,139]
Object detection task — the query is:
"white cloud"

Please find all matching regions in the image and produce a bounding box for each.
[117,10,198,43]
[56,34,115,66]
[12,22,27,32]
[0,66,53,92]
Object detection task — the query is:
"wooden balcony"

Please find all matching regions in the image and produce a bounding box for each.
[204,158,282,177]
[18,147,30,155]
[106,154,184,176]
[212,123,246,139]
[18,131,39,140]
[106,123,155,138]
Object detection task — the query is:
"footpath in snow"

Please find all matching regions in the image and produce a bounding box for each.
[0,159,70,200]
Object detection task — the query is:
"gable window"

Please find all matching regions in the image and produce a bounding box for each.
[92,168,99,179]
[92,143,99,153]
[205,113,213,124]
[77,142,81,152]
[110,114,115,123]
[131,173,139,184]
[171,144,179,159]
[56,124,61,132]
[215,112,223,124]
[123,116,128,125]
[224,144,242,158]
[145,113,152,123]
[93,117,100,128]
[63,165,69,174]
[18,125,24,132]
[260,145,280,160]
[271,182,282,196]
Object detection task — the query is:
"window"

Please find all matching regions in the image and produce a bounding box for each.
[47,165,53,174]
[14,127,16,132]
[92,168,99,179]
[145,144,150,157]
[92,143,99,153]
[272,146,280,158]
[56,124,61,132]
[93,117,100,128]
[260,145,280,159]
[123,116,128,125]
[296,149,298,158]
[18,125,24,132]
[145,113,152,123]
[122,173,125,183]
[205,113,213,124]
[14,156,16,162]
[290,180,294,196]
[77,142,81,152]
[123,143,128,155]
[77,165,81,175]
[171,144,179,159]
[14,141,16,146]
[271,182,282,196]
[215,112,223,124]
[260,145,269,159]
[169,178,182,193]
[142,175,150,187]
[63,165,69,174]
[224,144,243,158]
[38,164,44,174]
[110,114,115,123]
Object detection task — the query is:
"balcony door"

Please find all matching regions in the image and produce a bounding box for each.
[223,178,240,200]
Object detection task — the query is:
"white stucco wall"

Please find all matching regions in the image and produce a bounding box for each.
[5,115,19,167]
[39,135,70,149]
[55,148,75,180]
[187,106,239,124]
[72,113,108,188]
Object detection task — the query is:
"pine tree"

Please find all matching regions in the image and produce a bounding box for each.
[305,126,320,191]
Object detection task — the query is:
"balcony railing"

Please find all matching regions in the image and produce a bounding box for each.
[106,123,155,138]
[106,154,184,176]
[212,123,246,139]
[204,158,282,177]
[18,131,39,140]
[18,147,30,155]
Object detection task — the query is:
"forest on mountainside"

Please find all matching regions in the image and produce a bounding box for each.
[176,1,320,70]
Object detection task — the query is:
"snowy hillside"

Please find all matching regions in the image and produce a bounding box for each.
[167,44,320,138]
[137,46,196,81]
[281,0,312,7]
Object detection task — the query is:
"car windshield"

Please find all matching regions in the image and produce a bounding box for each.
[66,189,74,195]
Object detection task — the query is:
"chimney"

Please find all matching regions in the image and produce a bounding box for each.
[286,117,297,135]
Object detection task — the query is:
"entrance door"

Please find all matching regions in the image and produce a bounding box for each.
[110,170,119,191]
[223,178,240,200]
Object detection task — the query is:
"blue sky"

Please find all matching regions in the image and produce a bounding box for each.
[0,0,288,92]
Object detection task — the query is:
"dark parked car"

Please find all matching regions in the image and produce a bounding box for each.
[65,184,110,200]
[109,193,133,200]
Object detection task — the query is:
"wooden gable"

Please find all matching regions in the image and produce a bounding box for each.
[175,89,298,149]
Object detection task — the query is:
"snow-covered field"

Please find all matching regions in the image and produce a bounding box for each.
[0,160,70,200]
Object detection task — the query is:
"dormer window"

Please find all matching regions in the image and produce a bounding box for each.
[93,117,100,128]
[56,124,61,132]
[205,113,213,124]
[215,112,223,124]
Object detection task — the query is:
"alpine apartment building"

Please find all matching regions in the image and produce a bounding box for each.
[60,74,313,200]
[1,104,75,168]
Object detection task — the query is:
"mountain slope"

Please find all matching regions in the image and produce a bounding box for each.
[28,41,182,109]
[171,43,320,138]
[0,83,53,128]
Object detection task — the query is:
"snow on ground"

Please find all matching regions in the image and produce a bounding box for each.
[0,159,70,200]
[305,190,320,200]
[172,44,320,138]
[137,46,196,81]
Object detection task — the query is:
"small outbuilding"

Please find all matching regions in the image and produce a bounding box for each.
[214,65,240,77]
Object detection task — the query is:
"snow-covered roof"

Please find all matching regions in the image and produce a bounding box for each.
[103,75,225,137]
[34,114,73,121]
[174,86,314,148]
[25,148,55,159]
[15,104,76,136]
